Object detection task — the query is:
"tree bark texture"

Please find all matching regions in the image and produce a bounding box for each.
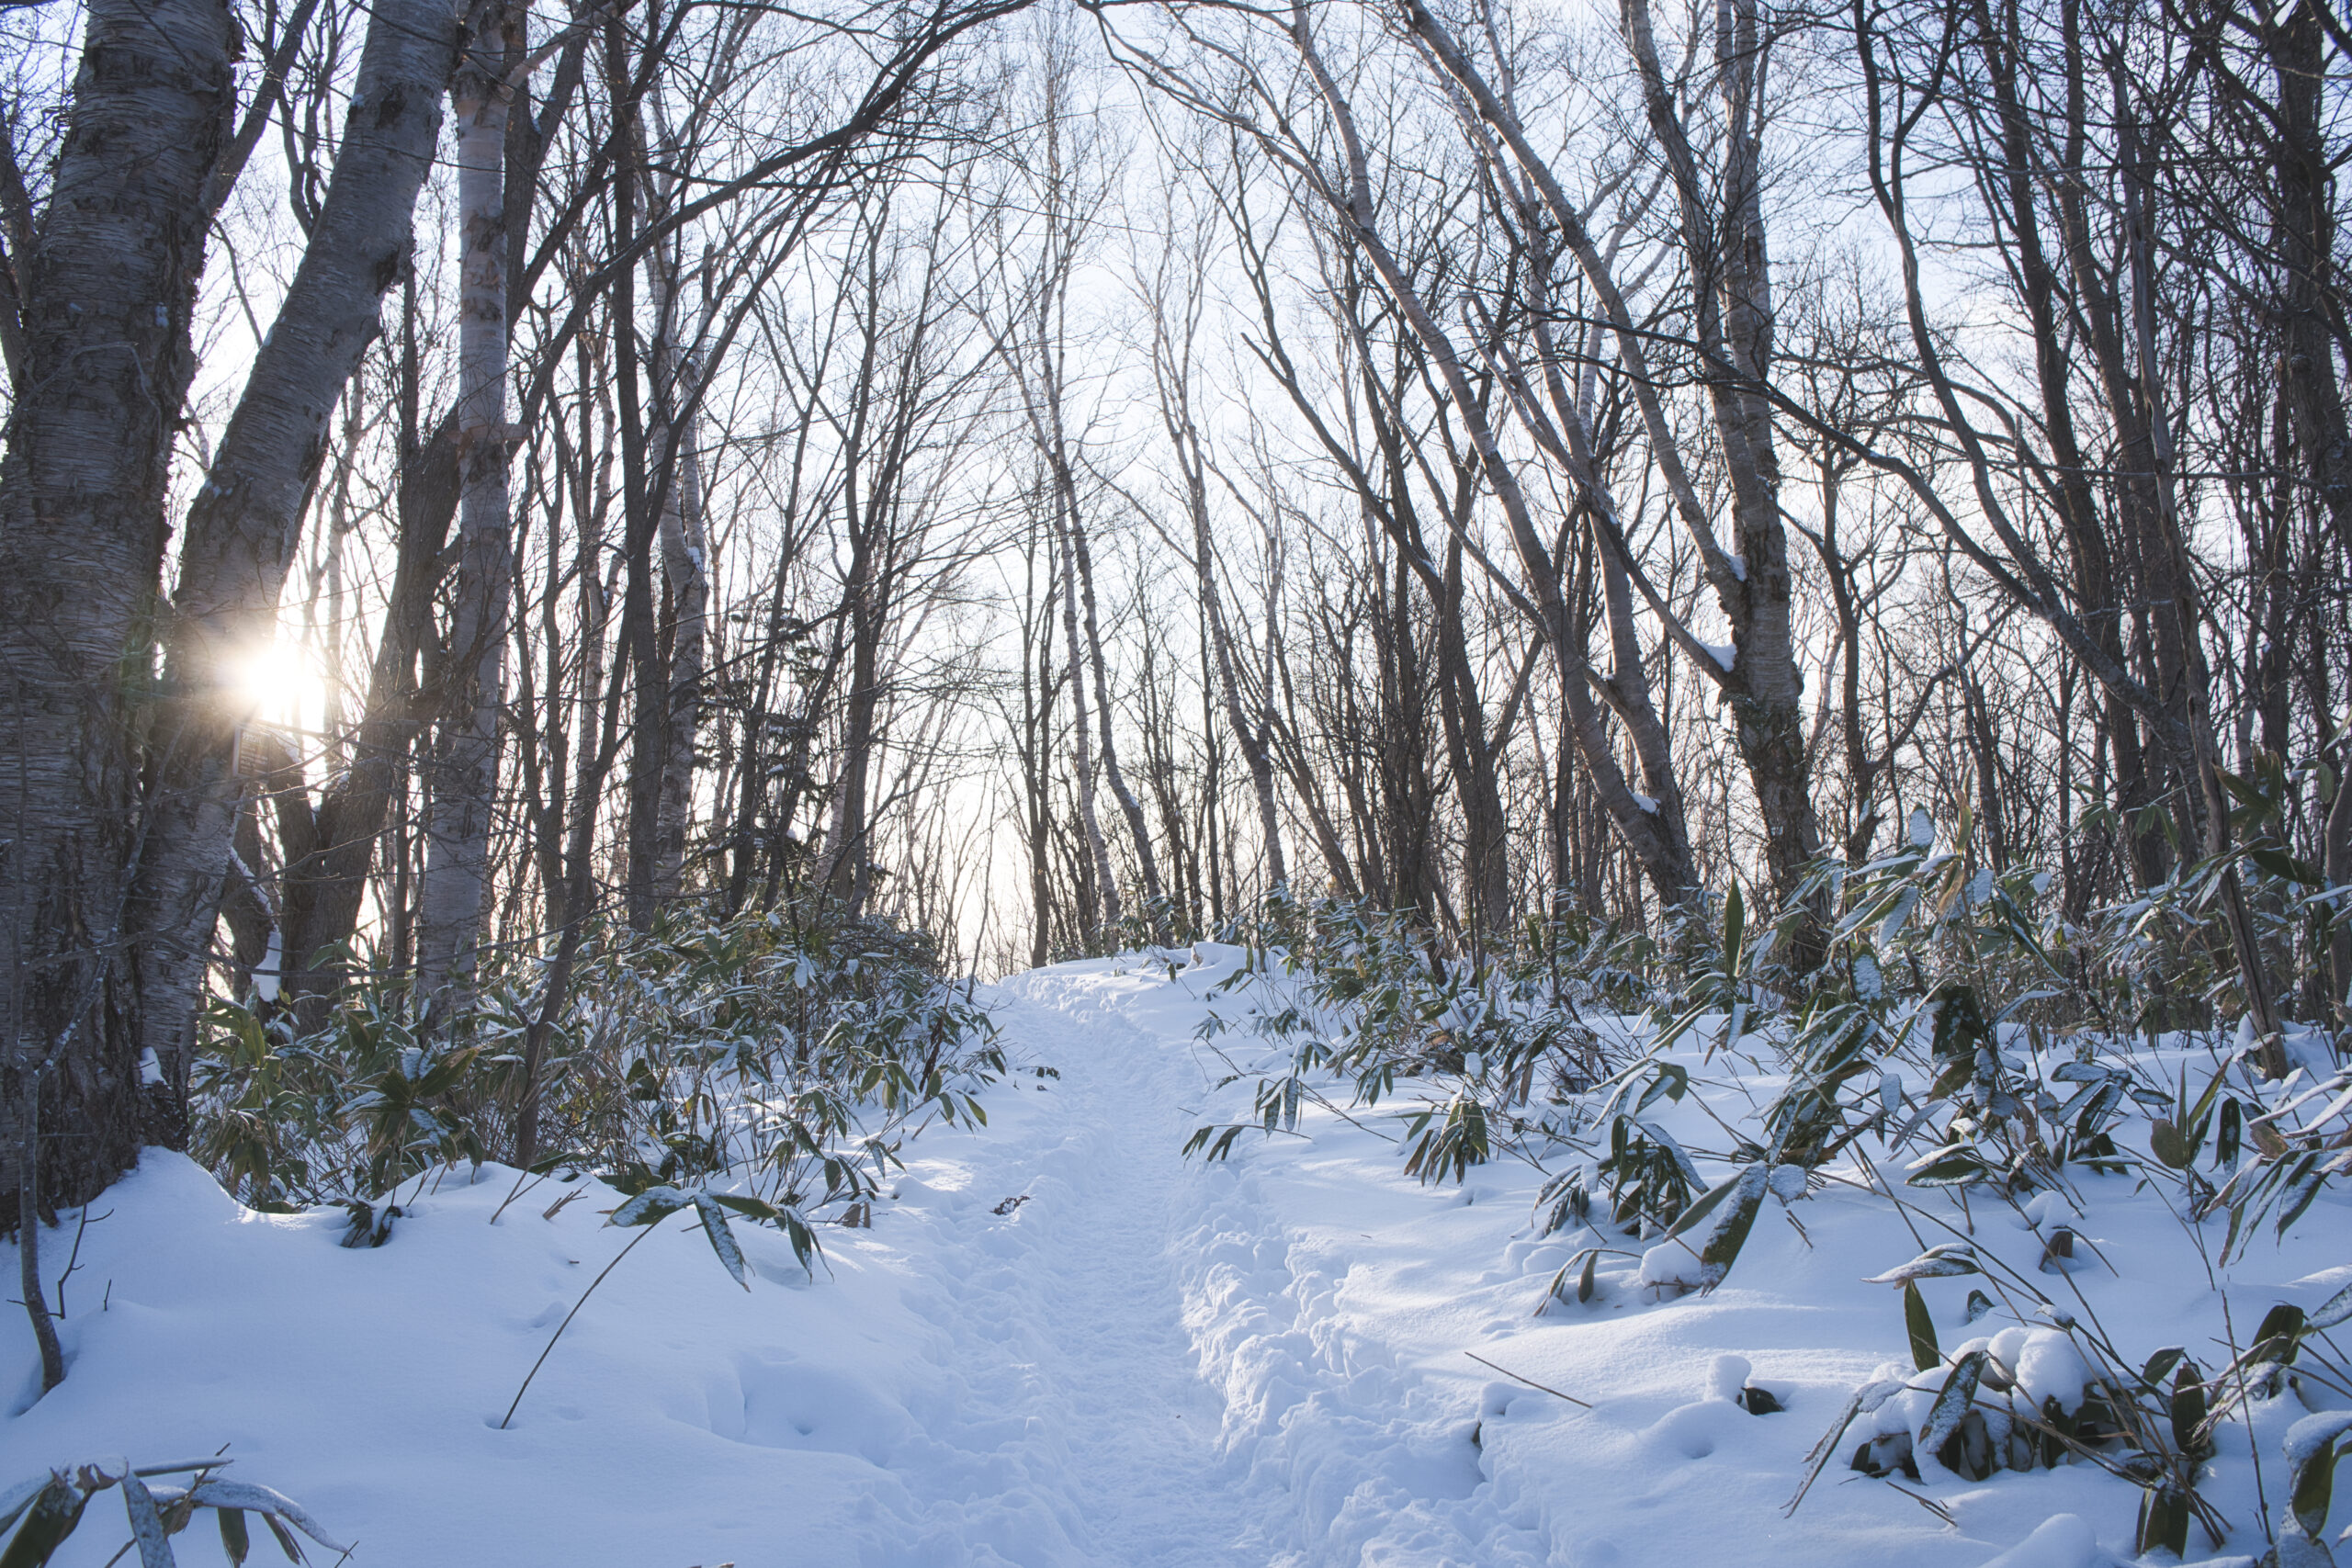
[133,0,454,1097]
[0,0,236,1210]
[643,241,709,907]
[1286,6,1701,908]
[420,0,522,997]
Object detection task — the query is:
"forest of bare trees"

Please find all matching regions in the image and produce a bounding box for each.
[1,0,2346,1239]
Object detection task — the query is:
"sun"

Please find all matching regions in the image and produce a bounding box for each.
[227,638,328,728]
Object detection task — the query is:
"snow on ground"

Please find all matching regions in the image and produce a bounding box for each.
[1,946,2346,1565]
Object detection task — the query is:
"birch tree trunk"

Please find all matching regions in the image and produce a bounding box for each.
[1615,0,1823,899]
[823,530,885,915]
[1061,484,1164,930]
[1406,0,1815,903]
[420,0,522,999]
[1284,6,1702,908]
[643,233,710,906]
[133,0,454,1101]
[1159,374,1286,894]
[0,0,236,1209]
[1054,517,1122,937]
[277,412,458,1023]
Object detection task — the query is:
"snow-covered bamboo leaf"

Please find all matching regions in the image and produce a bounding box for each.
[1635,1122,1704,1189]
[1905,1149,1993,1187]
[186,1483,346,1551]
[1863,1244,1979,1285]
[694,1194,752,1289]
[2284,1411,2352,1539]
[608,1185,693,1228]
[1917,1348,1988,1458]
[2277,1155,2327,1236]
[2138,1345,2187,1388]
[1630,1064,1689,1118]
[1650,1164,1767,1293]
[0,1479,45,1539]
[1875,885,1920,948]
[0,1477,86,1567]
[1694,1165,1768,1290]
[1786,1375,1906,1516]
[120,1470,173,1568]
[2311,1279,2352,1332]
[706,1191,786,1224]
[1658,1164,1741,1241]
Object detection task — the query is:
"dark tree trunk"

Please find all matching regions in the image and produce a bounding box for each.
[134,0,453,1081]
[0,0,237,1210]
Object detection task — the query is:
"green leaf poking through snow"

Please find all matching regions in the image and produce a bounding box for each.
[1656,1163,1769,1293]
[2284,1411,2352,1540]
[694,1194,752,1290]
[0,1478,86,1568]
[1904,1280,1940,1371]
[1917,1348,1988,1459]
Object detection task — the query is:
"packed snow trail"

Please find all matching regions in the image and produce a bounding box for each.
[867,967,1275,1565]
[969,956,1551,1568]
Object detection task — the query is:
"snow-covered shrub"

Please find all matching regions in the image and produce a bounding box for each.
[1184,806,2351,1469]
[537,905,1001,1228]
[0,1455,341,1567]
[1182,897,1616,1178]
[1805,1247,2352,1558]
[1159,794,2352,1564]
[195,964,507,1211]
[2073,754,2343,1037]
[191,902,1002,1255]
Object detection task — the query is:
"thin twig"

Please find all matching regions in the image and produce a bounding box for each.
[1881,1479,1957,1527]
[489,1167,547,1225]
[1464,1349,1591,1408]
[499,1217,662,1429]
[2220,1293,2275,1547]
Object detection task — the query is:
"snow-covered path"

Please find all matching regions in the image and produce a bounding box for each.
[954,958,1553,1568]
[872,976,1271,1565]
